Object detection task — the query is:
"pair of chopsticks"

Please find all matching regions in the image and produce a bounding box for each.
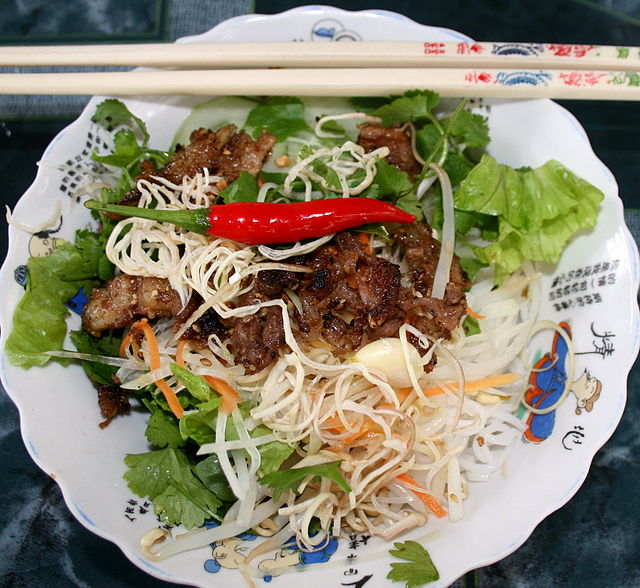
[1,41,639,100]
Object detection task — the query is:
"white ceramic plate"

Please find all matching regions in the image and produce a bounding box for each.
[1,6,639,587]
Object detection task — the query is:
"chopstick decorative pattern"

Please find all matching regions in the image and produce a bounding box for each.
[1,41,639,100]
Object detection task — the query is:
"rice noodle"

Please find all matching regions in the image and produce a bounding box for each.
[430,163,455,299]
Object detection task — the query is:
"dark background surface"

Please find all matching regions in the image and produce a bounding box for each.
[1,1,638,587]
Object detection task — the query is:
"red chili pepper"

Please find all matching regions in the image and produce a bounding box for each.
[84,198,416,244]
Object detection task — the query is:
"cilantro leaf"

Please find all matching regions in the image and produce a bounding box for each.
[370,158,414,197]
[259,460,351,500]
[91,98,150,145]
[444,108,490,148]
[316,114,346,136]
[90,99,170,191]
[142,399,186,449]
[350,96,392,113]
[414,124,444,162]
[124,448,222,527]
[360,159,423,221]
[441,150,474,189]
[69,229,114,281]
[371,90,440,126]
[297,144,342,191]
[91,129,143,168]
[387,540,440,588]
[246,96,311,141]
[153,483,218,529]
[219,171,261,204]
[394,193,424,220]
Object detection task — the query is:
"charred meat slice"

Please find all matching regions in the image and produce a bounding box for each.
[293,231,404,356]
[212,129,278,181]
[82,275,183,337]
[180,307,228,346]
[96,383,130,428]
[157,125,239,184]
[176,293,228,345]
[357,124,421,177]
[122,125,276,205]
[393,223,471,337]
[228,305,286,374]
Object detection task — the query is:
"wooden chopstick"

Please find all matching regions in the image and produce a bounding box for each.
[1,67,638,100]
[0,41,639,71]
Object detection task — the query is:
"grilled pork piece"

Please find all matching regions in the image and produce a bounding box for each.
[393,223,471,338]
[357,124,421,177]
[223,224,469,372]
[96,383,130,428]
[82,275,182,337]
[120,125,276,205]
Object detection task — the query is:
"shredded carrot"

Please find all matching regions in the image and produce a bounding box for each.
[396,473,447,518]
[320,414,378,451]
[396,387,413,403]
[422,372,519,397]
[175,339,187,367]
[136,318,184,419]
[319,415,350,432]
[119,319,144,358]
[359,232,373,255]
[204,375,240,414]
[466,306,486,320]
[327,422,380,452]
[119,331,133,358]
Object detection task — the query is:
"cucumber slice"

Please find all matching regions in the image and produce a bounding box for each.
[171,96,257,149]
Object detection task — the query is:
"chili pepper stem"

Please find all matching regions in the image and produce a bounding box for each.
[84,199,210,234]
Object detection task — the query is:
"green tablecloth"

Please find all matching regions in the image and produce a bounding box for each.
[1,1,638,587]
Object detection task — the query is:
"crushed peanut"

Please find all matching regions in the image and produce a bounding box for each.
[275,155,292,167]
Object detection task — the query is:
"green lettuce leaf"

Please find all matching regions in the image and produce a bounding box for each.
[454,155,604,281]
[171,363,216,403]
[455,155,602,231]
[178,398,221,446]
[5,238,103,368]
[194,455,236,502]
